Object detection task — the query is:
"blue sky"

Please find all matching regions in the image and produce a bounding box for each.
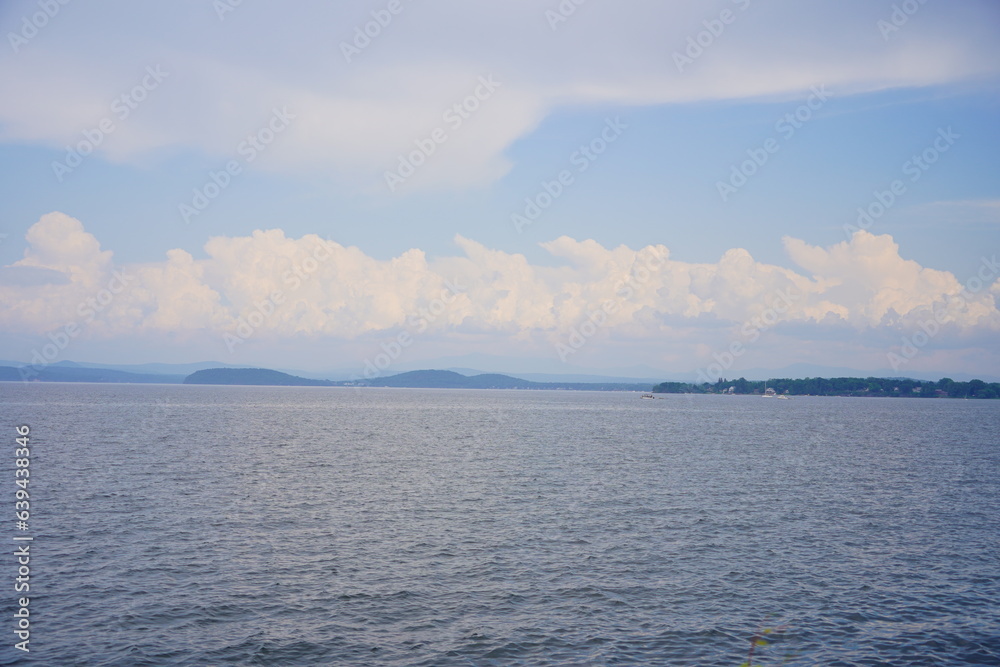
[1,0,999,378]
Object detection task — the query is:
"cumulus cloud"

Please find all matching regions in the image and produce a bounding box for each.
[2,214,998,356]
[13,212,111,283]
[0,213,115,331]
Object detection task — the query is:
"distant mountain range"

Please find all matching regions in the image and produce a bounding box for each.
[2,358,998,387]
[0,364,185,384]
[185,368,653,391]
[0,358,231,376]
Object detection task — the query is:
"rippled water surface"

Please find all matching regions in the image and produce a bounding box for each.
[1,383,999,665]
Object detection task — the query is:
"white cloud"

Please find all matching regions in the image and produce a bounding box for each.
[129,248,229,334]
[13,211,111,283]
[784,232,965,326]
[1,0,998,191]
[2,215,997,358]
[0,213,114,332]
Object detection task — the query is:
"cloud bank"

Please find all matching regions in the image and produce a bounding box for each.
[2,213,998,371]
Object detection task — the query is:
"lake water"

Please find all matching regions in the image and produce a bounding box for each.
[1,383,999,665]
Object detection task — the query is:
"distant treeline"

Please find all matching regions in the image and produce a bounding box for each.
[652,377,1000,399]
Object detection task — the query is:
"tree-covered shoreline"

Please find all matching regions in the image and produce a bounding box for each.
[653,377,1000,399]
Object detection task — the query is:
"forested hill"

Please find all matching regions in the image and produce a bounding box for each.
[653,377,1000,398]
[341,369,650,390]
[184,368,333,386]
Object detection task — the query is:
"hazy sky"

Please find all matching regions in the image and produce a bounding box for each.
[1,0,998,378]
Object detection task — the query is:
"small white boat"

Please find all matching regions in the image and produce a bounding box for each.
[640,393,655,399]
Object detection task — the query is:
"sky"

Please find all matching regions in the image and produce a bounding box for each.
[1,0,999,379]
